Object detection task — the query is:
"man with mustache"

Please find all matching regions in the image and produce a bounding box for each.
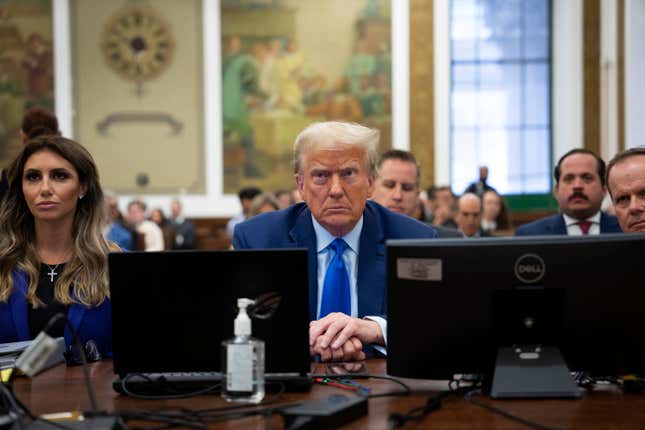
[606,146,645,233]
[233,122,436,361]
[516,149,621,235]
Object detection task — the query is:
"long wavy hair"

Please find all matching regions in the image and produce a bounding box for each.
[0,135,119,307]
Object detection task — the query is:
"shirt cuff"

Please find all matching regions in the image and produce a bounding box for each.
[364,316,387,356]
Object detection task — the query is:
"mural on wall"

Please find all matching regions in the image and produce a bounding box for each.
[221,0,392,193]
[0,0,53,168]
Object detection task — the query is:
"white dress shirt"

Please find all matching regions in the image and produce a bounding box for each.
[311,216,388,352]
[563,211,601,235]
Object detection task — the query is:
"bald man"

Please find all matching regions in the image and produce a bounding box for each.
[606,147,645,233]
[455,193,489,238]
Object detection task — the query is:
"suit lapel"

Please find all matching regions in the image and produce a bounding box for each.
[289,208,318,321]
[554,215,567,234]
[357,206,385,317]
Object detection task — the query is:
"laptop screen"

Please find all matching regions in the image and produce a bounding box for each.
[109,249,310,377]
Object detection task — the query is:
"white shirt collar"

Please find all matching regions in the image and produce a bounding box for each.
[311,215,363,254]
[562,211,601,227]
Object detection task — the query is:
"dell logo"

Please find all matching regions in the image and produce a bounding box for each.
[514,254,546,283]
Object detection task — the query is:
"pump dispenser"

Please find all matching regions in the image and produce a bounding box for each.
[222,298,265,403]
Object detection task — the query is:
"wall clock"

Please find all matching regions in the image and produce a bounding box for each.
[100,4,175,85]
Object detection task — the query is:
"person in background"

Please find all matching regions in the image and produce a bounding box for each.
[234,121,436,362]
[481,189,511,235]
[0,135,119,358]
[275,189,295,209]
[606,146,645,233]
[127,200,164,251]
[516,149,621,236]
[427,185,458,229]
[249,192,280,217]
[371,150,460,237]
[169,199,196,249]
[0,106,60,203]
[464,165,497,197]
[292,188,304,204]
[455,193,488,238]
[103,193,133,250]
[226,186,262,238]
[150,208,175,250]
[371,149,419,216]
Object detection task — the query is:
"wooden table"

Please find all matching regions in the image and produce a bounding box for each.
[11,359,645,429]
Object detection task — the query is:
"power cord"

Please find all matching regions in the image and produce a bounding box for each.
[386,377,478,429]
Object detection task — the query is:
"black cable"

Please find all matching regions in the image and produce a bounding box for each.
[0,383,26,430]
[465,389,562,430]
[386,377,478,429]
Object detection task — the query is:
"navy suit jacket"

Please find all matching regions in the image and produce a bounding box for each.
[233,201,437,321]
[0,270,113,357]
[515,212,622,236]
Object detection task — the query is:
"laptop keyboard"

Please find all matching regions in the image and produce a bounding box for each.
[126,372,222,383]
[114,371,312,394]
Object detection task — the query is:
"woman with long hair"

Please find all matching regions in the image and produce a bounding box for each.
[0,135,119,358]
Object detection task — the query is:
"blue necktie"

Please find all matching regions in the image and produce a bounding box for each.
[319,238,351,318]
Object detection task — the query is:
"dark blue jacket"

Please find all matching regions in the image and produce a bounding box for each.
[233,201,437,321]
[0,270,112,357]
[515,213,622,236]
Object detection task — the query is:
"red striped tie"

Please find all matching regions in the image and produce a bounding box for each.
[578,220,592,235]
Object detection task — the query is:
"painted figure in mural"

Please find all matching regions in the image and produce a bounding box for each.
[21,33,53,101]
[222,35,264,177]
[276,38,304,113]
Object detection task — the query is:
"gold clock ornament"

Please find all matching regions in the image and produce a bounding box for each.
[100,4,175,84]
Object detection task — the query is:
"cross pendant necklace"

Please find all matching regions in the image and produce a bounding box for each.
[45,264,60,283]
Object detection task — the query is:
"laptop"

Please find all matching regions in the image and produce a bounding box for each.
[108,249,311,392]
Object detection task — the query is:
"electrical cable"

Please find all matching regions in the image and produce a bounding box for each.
[309,373,412,398]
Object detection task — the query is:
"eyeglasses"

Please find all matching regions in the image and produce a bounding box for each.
[64,340,102,366]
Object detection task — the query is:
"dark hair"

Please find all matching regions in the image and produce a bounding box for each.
[483,190,511,230]
[434,185,455,198]
[0,135,114,306]
[377,149,420,184]
[127,199,147,212]
[606,146,645,195]
[554,148,606,186]
[238,186,262,201]
[21,107,59,139]
[426,185,437,200]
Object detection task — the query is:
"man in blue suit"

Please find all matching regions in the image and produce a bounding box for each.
[516,148,622,236]
[234,122,436,362]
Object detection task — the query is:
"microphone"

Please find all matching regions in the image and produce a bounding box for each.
[5,313,125,430]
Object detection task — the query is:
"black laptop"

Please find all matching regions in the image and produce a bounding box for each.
[108,249,311,391]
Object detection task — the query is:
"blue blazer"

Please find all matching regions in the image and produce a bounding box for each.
[233,201,437,321]
[515,213,622,236]
[0,270,112,357]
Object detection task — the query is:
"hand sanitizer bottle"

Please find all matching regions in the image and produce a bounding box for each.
[222,298,265,403]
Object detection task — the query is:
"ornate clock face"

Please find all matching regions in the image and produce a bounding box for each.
[101,5,175,82]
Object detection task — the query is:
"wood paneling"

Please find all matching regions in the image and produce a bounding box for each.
[190,217,231,250]
[583,0,601,155]
[409,0,435,187]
